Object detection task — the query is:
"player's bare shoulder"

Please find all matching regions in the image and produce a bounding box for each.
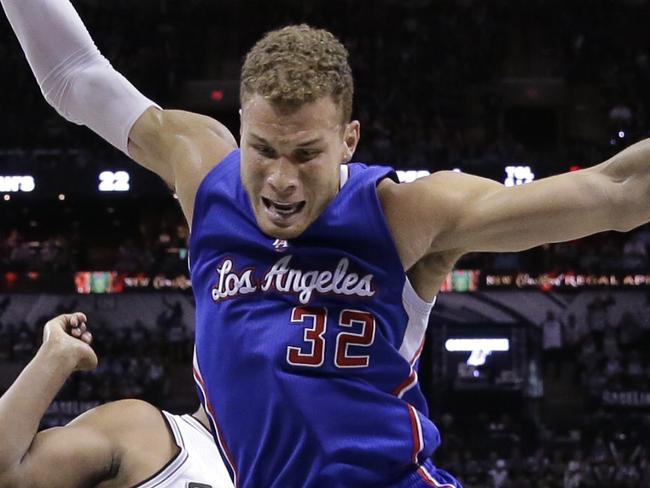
[377,172,455,270]
[71,399,178,487]
[71,398,161,430]
[76,399,174,449]
[378,174,464,299]
[128,108,238,221]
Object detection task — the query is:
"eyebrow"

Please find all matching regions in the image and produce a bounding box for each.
[249,133,268,144]
[249,134,323,147]
[295,138,323,147]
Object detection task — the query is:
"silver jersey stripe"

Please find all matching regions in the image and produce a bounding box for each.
[398,278,436,363]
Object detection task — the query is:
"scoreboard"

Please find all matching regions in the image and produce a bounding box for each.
[0,151,170,200]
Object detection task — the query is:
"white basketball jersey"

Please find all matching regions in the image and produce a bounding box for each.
[136,411,233,488]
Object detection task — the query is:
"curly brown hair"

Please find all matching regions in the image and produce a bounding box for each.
[240,24,354,122]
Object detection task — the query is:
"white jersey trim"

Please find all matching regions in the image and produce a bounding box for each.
[396,369,419,399]
[418,464,458,487]
[339,164,350,189]
[398,278,436,364]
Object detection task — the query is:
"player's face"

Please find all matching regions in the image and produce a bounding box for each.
[240,94,359,239]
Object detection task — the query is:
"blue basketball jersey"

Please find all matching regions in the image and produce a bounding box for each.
[190,149,461,488]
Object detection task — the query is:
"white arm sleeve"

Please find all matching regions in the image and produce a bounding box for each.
[1,0,159,155]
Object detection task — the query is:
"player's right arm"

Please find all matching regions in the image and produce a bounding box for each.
[0,313,116,488]
[0,0,237,222]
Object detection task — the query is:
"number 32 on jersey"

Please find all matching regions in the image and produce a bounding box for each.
[286,307,376,368]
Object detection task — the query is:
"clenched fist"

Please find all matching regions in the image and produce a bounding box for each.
[42,312,98,372]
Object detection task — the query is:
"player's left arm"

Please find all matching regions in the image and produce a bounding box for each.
[0,313,117,488]
[387,138,650,262]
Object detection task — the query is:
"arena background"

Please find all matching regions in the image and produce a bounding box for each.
[2,0,650,486]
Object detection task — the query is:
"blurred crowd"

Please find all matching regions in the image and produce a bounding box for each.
[3,207,650,274]
[436,411,650,488]
[541,295,650,403]
[0,200,190,275]
[0,296,193,422]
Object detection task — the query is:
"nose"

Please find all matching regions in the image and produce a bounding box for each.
[267,157,298,196]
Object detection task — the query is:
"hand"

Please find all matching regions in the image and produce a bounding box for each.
[42,313,98,372]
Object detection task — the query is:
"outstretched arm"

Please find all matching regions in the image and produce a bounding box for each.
[0,313,115,488]
[1,0,237,221]
[384,138,650,269]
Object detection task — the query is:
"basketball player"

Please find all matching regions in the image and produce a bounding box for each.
[0,312,233,488]
[4,0,650,486]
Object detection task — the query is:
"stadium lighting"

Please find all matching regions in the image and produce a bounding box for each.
[445,338,510,366]
[396,170,431,183]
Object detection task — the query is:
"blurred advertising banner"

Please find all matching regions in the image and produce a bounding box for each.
[3,270,650,293]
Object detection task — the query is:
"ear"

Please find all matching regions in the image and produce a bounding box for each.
[342,120,360,162]
[239,108,243,137]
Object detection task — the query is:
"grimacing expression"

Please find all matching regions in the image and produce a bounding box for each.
[240,94,360,240]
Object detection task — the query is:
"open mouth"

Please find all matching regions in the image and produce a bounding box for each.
[261,197,306,220]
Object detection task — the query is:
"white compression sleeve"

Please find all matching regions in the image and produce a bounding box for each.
[1,0,158,155]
